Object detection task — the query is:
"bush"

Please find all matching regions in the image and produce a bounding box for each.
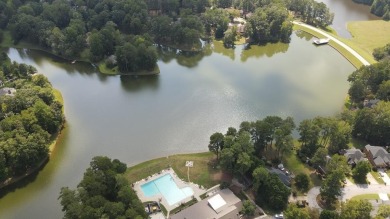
[220,181,231,189]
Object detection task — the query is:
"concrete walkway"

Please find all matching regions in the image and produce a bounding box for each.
[307,184,390,209]
[293,21,371,66]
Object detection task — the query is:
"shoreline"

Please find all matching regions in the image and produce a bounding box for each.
[293,21,374,68]
[0,88,65,190]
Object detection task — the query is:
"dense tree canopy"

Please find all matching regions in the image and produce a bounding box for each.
[245,3,293,43]
[352,160,371,183]
[348,60,390,104]
[353,101,390,145]
[59,156,146,219]
[253,166,291,211]
[340,199,373,219]
[373,43,390,61]
[0,53,64,182]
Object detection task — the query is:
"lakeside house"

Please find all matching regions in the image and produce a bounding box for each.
[364,145,390,169]
[344,148,366,167]
[363,99,380,108]
[0,88,16,97]
[170,188,242,219]
[269,166,292,187]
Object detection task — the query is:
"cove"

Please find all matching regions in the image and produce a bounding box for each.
[0,32,354,218]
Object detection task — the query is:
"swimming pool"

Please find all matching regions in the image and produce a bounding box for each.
[141,174,194,206]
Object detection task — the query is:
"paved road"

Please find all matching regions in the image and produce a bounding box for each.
[307,184,390,208]
[293,21,371,66]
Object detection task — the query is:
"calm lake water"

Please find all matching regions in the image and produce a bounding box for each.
[319,0,379,37]
[0,32,355,218]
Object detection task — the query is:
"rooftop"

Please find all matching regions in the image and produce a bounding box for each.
[0,88,16,97]
[170,188,242,219]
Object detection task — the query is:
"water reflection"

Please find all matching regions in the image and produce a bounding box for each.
[157,44,213,68]
[240,41,289,62]
[120,75,160,92]
[295,30,314,41]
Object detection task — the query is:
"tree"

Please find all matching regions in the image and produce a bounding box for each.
[375,204,390,219]
[320,210,340,219]
[294,173,310,192]
[353,102,390,146]
[241,200,255,216]
[320,170,344,206]
[340,199,372,219]
[311,147,328,168]
[59,156,147,219]
[254,167,290,211]
[377,80,390,101]
[223,28,236,48]
[284,204,310,219]
[298,119,321,157]
[245,3,293,44]
[208,132,224,160]
[326,154,350,176]
[352,161,371,183]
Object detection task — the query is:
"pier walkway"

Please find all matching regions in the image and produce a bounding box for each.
[293,21,371,66]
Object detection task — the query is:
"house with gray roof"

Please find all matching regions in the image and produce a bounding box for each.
[364,145,390,168]
[0,88,16,97]
[344,148,366,166]
[170,188,242,219]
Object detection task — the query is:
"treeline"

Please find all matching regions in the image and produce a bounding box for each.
[352,0,390,20]
[0,53,64,182]
[0,0,334,61]
[348,60,390,103]
[373,43,390,61]
[59,156,147,219]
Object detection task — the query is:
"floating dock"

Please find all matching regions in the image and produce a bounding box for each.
[313,38,330,45]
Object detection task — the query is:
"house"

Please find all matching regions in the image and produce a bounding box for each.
[0,88,16,97]
[364,99,380,108]
[269,168,291,187]
[344,148,365,167]
[170,188,243,219]
[364,145,390,169]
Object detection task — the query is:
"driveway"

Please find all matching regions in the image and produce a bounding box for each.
[307,187,321,209]
[378,169,390,185]
[292,21,370,66]
[307,184,390,208]
[367,173,379,185]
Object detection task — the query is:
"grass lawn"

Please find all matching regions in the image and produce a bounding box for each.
[371,171,385,184]
[351,193,379,201]
[347,20,390,56]
[125,152,228,189]
[348,138,368,150]
[293,24,365,68]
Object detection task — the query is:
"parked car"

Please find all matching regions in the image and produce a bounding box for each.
[274,213,284,219]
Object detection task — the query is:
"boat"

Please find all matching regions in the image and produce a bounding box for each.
[313,38,330,45]
[71,60,76,64]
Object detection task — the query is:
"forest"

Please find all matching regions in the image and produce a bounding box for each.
[0,0,334,73]
[59,156,147,219]
[0,52,64,182]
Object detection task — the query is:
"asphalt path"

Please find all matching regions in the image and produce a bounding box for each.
[293,21,371,66]
[307,184,390,209]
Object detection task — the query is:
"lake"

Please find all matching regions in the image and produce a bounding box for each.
[1,0,379,217]
[0,31,355,218]
[319,0,379,37]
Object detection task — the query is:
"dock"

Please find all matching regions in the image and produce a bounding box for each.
[313,38,330,45]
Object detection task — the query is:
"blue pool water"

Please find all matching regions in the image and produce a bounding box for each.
[141,174,194,206]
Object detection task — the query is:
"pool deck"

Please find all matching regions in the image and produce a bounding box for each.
[133,168,207,212]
